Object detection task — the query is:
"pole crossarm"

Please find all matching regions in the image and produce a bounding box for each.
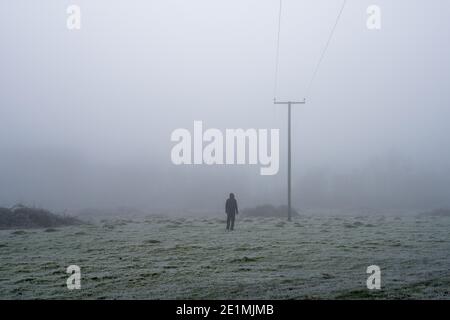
[273,98,306,105]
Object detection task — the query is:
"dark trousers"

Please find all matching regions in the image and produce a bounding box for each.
[226,213,235,230]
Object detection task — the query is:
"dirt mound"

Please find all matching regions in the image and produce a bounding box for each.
[0,205,83,230]
[419,208,450,217]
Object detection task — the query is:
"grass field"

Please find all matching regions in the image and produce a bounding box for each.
[1,214,450,299]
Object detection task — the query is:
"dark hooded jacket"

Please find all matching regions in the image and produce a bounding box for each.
[225,196,238,215]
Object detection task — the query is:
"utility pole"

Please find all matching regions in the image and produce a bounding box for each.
[274,98,306,221]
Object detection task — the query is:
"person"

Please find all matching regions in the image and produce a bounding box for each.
[225,193,238,231]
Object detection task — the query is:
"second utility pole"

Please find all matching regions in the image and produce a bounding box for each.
[274,98,306,221]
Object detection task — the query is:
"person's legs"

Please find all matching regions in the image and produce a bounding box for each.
[226,213,231,230]
[230,213,235,230]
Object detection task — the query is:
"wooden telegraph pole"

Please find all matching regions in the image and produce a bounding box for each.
[274,98,306,221]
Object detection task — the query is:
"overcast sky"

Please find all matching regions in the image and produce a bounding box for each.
[1,0,450,213]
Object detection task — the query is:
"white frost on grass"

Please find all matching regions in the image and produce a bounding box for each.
[1,215,450,299]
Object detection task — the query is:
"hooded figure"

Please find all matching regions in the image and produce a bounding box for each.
[225,193,239,230]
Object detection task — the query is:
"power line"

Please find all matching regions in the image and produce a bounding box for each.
[273,0,283,100]
[305,0,347,98]
[271,1,347,221]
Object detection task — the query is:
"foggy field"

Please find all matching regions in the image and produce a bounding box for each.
[1,214,450,299]
[2,0,450,306]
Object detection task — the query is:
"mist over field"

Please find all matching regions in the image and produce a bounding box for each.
[1,0,450,214]
[2,0,450,302]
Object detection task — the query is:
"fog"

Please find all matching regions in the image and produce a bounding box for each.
[1,0,450,214]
